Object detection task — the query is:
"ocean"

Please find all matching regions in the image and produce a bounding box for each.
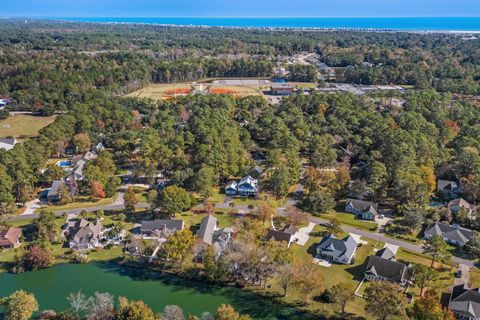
[41,17,480,31]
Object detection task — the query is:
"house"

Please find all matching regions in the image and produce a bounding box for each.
[140,219,184,239]
[47,180,66,202]
[196,215,233,255]
[364,255,414,287]
[67,159,86,181]
[197,215,218,245]
[449,284,480,320]
[0,138,17,151]
[345,198,379,221]
[0,227,22,249]
[225,181,238,196]
[437,179,461,200]
[424,222,473,247]
[448,198,476,218]
[266,225,297,247]
[316,234,358,264]
[225,175,258,197]
[67,219,103,250]
[271,83,294,95]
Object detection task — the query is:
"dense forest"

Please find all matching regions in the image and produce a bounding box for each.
[0,20,478,115]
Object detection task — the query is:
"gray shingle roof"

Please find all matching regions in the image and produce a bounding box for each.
[437,179,459,191]
[48,180,65,198]
[141,220,184,234]
[196,215,218,245]
[424,222,473,244]
[449,284,480,319]
[346,198,378,211]
[317,234,357,261]
[365,255,413,283]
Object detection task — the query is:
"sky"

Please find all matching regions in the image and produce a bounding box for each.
[4,0,480,18]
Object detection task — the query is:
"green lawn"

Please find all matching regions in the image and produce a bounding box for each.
[34,196,114,213]
[177,211,237,230]
[321,212,378,232]
[0,115,57,138]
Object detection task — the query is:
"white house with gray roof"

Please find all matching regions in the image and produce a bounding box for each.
[316,234,358,264]
[225,175,258,197]
[424,222,473,247]
[345,198,378,221]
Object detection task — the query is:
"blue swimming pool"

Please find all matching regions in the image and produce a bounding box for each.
[56,160,72,167]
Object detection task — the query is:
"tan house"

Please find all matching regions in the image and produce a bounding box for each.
[0,227,22,249]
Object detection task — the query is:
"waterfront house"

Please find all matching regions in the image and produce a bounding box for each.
[196,215,233,255]
[437,179,461,200]
[423,222,473,247]
[316,234,358,264]
[67,219,103,250]
[345,198,378,221]
[449,284,480,320]
[0,227,22,249]
[140,219,184,239]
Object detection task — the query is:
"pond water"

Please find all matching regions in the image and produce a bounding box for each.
[0,263,313,319]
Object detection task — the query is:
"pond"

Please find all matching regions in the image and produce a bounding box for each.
[0,263,314,319]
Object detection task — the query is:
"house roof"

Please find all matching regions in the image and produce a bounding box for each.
[141,219,184,233]
[448,198,475,211]
[376,247,396,260]
[225,181,238,191]
[0,138,16,150]
[449,284,480,319]
[48,180,65,198]
[0,227,22,246]
[267,229,294,243]
[71,220,102,244]
[365,255,413,283]
[437,179,459,191]
[317,234,357,260]
[346,198,378,211]
[196,215,218,245]
[424,222,473,244]
[238,175,257,188]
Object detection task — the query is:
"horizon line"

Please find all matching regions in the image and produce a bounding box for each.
[8,15,480,19]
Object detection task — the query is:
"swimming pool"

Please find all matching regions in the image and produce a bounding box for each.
[56,160,72,167]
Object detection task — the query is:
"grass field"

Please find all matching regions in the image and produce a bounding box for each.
[126,83,263,100]
[0,115,56,138]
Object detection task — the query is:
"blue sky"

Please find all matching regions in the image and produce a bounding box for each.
[5,0,480,17]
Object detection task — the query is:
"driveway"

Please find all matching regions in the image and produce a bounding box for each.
[22,198,44,215]
[295,222,315,246]
[454,264,471,288]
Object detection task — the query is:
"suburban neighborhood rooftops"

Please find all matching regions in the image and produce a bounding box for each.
[72,220,102,244]
[141,219,184,233]
[316,234,357,260]
[365,255,413,283]
[449,284,480,319]
[196,215,218,245]
[0,227,22,247]
[424,222,473,244]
